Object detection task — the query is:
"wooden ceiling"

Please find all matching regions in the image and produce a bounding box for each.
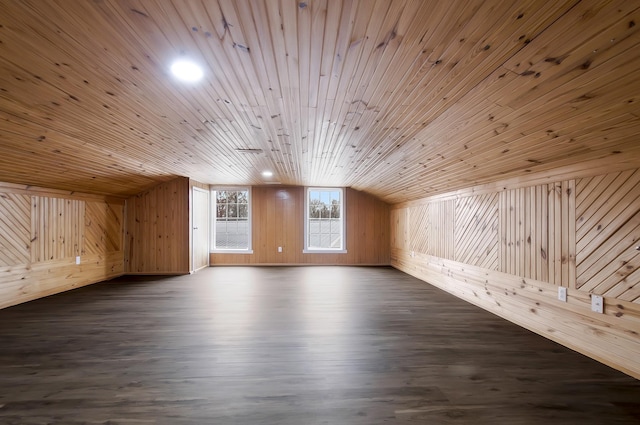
[0,1,639,203]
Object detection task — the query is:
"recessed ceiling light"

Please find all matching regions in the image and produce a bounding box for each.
[170,59,203,83]
[262,171,273,177]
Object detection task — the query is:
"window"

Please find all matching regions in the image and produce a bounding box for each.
[211,188,252,252]
[304,187,346,253]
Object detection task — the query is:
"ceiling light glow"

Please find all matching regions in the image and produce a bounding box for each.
[262,171,273,177]
[170,59,203,82]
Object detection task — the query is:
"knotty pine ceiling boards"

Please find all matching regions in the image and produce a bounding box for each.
[0,1,639,203]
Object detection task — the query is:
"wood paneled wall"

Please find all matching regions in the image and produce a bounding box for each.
[577,169,640,300]
[211,186,390,265]
[391,167,640,379]
[456,193,499,270]
[0,182,124,309]
[498,181,576,287]
[125,177,190,274]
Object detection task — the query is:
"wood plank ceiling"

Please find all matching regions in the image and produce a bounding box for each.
[0,0,639,203]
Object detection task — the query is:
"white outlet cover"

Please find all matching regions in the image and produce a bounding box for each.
[75,256,81,265]
[558,287,567,302]
[591,294,604,314]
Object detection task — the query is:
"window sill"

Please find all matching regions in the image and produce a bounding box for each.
[303,249,347,254]
[211,250,254,254]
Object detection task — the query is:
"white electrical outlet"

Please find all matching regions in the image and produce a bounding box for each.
[278,246,282,253]
[75,256,81,265]
[410,250,415,258]
[591,294,604,314]
[558,287,567,302]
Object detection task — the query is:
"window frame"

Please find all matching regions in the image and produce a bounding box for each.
[210,186,253,254]
[303,187,347,254]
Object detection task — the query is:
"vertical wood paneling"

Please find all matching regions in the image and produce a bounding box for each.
[0,182,125,310]
[429,200,455,260]
[211,186,390,265]
[498,181,575,286]
[31,196,84,262]
[125,177,190,274]
[540,184,549,283]
[576,169,640,301]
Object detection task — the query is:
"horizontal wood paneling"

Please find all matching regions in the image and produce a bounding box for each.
[1,252,124,310]
[393,250,640,380]
[211,186,390,265]
[0,182,124,309]
[391,167,640,379]
[125,177,190,274]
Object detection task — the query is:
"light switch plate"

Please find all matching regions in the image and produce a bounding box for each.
[591,294,604,314]
[558,287,567,302]
[75,256,81,265]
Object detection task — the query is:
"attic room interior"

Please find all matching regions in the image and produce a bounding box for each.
[1,0,640,423]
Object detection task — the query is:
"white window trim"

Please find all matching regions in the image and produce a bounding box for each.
[303,187,347,254]
[210,186,253,254]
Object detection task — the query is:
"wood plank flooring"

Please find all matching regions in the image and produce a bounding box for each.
[0,266,639,424]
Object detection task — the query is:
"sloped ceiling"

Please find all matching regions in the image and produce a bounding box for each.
[0,0,639,203]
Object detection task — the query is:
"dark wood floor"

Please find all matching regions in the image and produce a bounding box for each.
[0,266,639,424]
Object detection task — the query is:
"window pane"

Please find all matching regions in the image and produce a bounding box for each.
[306,188,344,251]
[238,203,248,218]
[238,191,248,204]
[310,199,320,218]
[217,191,227,204]
[217,204,228,219]
[212,189,250,250]
[228,203,237,218]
